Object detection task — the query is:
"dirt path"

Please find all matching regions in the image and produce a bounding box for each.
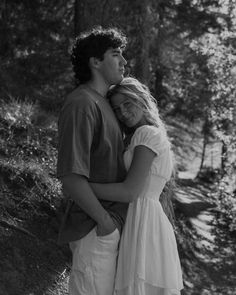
[176,173,236,295]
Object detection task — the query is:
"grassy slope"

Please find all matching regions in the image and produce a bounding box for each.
[0,100,70,295]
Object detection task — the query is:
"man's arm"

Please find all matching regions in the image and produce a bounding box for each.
[61,173,116,236]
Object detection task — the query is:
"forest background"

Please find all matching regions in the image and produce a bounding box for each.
[0,0,236,294]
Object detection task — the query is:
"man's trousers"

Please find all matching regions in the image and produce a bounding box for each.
[69,227,120,295]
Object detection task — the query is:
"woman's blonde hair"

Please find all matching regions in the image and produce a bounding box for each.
[108,76,166,133]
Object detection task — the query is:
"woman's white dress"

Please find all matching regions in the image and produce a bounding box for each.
[114,125,183,295]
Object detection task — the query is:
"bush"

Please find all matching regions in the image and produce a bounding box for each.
[196,166,221,183]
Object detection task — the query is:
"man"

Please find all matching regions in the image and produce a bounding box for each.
[57,27,128,295]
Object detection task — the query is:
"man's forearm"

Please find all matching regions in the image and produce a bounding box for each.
[61,173,114,228]
[61,174,108,223]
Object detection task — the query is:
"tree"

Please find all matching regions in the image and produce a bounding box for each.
[0,0,73,110]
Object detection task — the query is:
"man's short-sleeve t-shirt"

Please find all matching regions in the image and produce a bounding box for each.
[57,85,128,243]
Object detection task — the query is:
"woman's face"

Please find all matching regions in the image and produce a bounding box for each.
[110,93,146,128]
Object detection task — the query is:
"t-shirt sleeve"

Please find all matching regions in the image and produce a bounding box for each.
[130,125,166,156]
[57,101,95,178]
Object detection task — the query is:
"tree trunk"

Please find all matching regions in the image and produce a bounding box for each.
[198,116,210,174]
[199,134,207,173]
[74,0,99,36]
[0,0,9,57]
[74,0,85,36]
[221,140,227,174]
[134,1,159,84]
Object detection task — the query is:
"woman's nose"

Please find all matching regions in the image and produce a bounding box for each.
[120,104,129,116]
[120,104,125,112]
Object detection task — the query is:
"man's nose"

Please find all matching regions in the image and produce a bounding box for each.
[120,55,127,65]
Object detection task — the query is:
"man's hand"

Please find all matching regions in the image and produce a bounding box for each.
[96,212,117,236]
[61,174,117,235]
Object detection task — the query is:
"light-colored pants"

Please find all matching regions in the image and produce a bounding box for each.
[69,227,120,295]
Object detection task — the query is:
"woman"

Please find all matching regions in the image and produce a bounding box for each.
[90,77,183,295]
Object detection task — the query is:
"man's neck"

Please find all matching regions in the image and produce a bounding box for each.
[86,79,109,98]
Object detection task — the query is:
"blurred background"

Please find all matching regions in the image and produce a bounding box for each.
[0,0,236,294]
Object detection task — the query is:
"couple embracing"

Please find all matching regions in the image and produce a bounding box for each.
[57,27,183,295]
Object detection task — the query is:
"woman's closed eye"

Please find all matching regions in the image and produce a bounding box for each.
[113,101,132,112]
[113,106,120,113]
[123,101,132,108]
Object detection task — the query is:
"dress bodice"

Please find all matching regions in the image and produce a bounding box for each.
[123,125,173,201]
[124,125,173,181]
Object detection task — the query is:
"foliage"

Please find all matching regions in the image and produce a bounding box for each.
[0,99,61,219]
[1,1,236,291]
[0,0,74,111]
[197,165,236,235]
[0,98,70,294]
[188,1,236,234]
[2,0,235,120]
[210,164,236,235]
[196,167,221,184]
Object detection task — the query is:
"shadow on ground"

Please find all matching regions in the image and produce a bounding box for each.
[175,200,216,218]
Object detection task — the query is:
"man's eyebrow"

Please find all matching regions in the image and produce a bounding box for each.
[111,48,122,54]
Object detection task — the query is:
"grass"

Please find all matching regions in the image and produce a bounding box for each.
[0,98,70,295]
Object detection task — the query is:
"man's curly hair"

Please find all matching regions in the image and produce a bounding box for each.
[70,27,127,85]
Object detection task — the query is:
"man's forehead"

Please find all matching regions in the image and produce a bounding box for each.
[107,47,123,53]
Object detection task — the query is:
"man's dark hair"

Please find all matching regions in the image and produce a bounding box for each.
[71,26,127,85]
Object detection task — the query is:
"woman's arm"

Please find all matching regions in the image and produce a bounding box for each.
[90,145,156,202]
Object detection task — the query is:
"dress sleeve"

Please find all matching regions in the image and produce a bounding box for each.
[130,125,167,156]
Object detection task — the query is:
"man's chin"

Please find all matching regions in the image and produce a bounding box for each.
[111,76,123,86]
[117,75,124,83]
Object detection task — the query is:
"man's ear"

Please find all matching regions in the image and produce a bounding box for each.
[89,57,101,69]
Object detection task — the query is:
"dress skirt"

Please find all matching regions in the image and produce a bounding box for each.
[114,196,183,295]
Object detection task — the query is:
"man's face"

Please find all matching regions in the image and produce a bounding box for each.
[97,47,127,86]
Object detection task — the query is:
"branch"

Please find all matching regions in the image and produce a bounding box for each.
[0,219,37,239]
